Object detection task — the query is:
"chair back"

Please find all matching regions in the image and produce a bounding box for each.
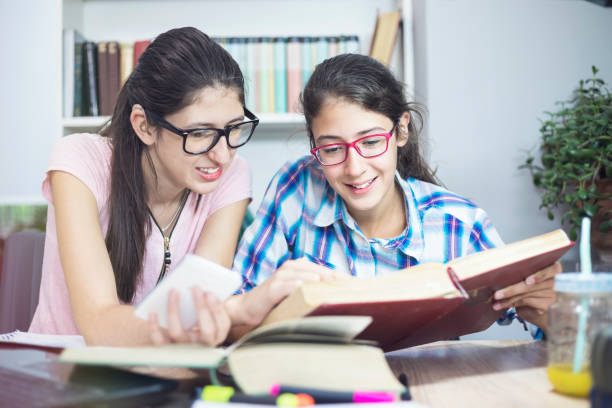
[0,230,45,332]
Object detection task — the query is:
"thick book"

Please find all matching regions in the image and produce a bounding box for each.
[369,10,402,66]
[107,41,121,115]
[58,316,404,395]
[261,229,574,351]
[82,41,99,116]
[96,42,110,116]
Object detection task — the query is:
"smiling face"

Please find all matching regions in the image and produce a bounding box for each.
[311,98,409,224]
[144,86,245,198]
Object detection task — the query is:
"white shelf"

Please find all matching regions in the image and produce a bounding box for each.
[62,113,305,131]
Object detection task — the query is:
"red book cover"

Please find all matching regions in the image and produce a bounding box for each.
[133,40,151,68]
[261,229,574,352]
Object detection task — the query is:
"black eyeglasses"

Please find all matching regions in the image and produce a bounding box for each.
[146,108,259,154]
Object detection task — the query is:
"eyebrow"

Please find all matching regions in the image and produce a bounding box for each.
[316,126,388,143]
[184,114,245,129]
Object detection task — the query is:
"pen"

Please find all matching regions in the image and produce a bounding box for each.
[303,253,336,270]
[198,385,314,406]
[269,383,397,403]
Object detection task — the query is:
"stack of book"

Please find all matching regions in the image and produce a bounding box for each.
[62,30,360,119]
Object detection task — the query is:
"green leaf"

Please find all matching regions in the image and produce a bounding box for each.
[569,227,578,242]
[583,203,600,217]
[592,66,599,75]
[598,220,612,233]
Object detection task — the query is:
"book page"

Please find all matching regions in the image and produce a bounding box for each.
[59,343,226,368]
[0,330,85,349]
[234,316,373,348]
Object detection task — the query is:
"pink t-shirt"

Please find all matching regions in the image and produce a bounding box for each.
[29,134,251,335]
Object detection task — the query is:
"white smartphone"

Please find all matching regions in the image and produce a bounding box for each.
[134,254,242,329]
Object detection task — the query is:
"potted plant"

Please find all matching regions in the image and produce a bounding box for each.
[520,66,612,252]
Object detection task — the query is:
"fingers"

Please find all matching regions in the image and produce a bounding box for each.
[148,288,230,347]
[493,289,556,312]
[524,262,562,285]
[494,262,561,301]
[148,312,169,345]
[166,289,190,343]
[193,287,230,346]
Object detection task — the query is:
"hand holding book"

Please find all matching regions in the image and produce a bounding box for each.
[492,261,563,332]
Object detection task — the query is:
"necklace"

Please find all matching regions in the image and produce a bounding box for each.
[160,200,183,234]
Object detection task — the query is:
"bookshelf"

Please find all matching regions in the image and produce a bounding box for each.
[60,0,411,136]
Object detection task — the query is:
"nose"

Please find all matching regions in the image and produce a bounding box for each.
[343,146,365,177]
[206,135,233,165]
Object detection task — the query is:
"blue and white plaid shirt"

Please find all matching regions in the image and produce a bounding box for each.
[233,156,543,338]
[234,156,504,289]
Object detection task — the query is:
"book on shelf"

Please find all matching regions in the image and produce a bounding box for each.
[58,316,404,395]
[97,41,121,116]
[107,41,121,115]
[82,41,99,117]
[260,229,574,351]
[63,29,86,118]
[96,42,110,116]
[369,10,402,66]
[133,39,151,67]
[119,42,134,86]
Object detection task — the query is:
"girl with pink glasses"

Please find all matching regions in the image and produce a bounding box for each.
[233,53,561,339]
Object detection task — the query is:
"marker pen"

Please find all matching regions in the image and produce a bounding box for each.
[269,383,396,403]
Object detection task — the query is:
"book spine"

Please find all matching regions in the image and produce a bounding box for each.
[83,41,99,116]
[119,42,133,86]
[97,41,110,116]
[73,40,83,117]
[327,36,339,58]
[259,38,270,113]
[245,37,257,112]
[286,37,302,113]
[107,41,121,116]
[273,37,287,113]
[301,37,312,86]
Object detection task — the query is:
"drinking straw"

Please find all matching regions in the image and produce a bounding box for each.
[573,217,592,373]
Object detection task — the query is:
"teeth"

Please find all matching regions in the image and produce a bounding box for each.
[351,179,373,189]
[198,167,219,174]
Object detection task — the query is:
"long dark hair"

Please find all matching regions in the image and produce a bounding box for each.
[100,27,245,303]
[301,53,438,184]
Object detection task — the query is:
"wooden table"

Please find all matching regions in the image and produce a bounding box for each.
[385,340,589,408]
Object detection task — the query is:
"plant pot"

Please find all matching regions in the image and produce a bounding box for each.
[591,178,612,263]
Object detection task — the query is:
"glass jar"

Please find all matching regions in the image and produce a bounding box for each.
[547,272,612,397]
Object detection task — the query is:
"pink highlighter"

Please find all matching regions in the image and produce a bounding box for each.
[269,383,396,404]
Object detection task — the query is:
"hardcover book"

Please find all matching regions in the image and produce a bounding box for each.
[59,316,404,395]
[260,229,574,351]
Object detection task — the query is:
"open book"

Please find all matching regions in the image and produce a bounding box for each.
[59,316,404,395]
[260,229,574,351]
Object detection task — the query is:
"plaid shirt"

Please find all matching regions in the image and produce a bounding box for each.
[234,156,504,290]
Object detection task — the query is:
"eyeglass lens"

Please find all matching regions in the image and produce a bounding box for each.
[316,134,388,165]
[185,122,256,153]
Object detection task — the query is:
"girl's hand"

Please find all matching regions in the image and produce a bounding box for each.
[492,262,562,332]
[229,257,350,327]
[148,287,231,346]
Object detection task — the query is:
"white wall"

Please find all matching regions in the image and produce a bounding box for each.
[412,0,612,256]
[0,1,61,204]
[411,0,612,340]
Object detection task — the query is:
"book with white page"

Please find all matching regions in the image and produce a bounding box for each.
[0,330,85,349]
[134,254,242,329]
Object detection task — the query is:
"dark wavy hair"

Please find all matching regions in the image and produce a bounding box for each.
[301,53,438,184]
[100,27,245,302]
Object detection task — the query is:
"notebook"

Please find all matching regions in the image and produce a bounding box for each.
[0,348,178,407]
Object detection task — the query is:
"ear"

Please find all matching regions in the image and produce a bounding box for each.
[396,111,411,147]
[130,104,156,146]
